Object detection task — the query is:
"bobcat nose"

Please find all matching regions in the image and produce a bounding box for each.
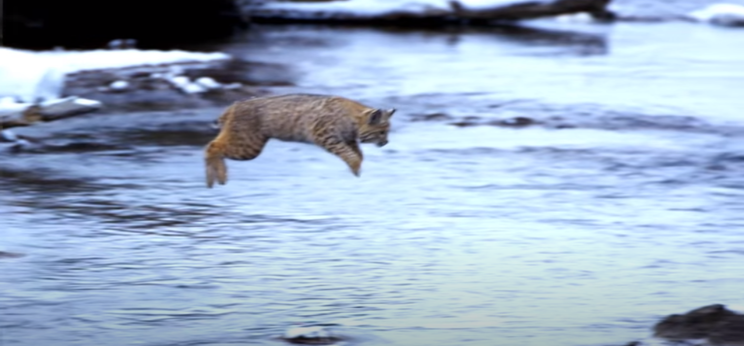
[377,140,388,147]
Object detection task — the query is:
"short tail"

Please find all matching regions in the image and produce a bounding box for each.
[205,140,228,188]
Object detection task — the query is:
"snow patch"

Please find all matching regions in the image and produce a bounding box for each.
[687,3,744,27]
[0,47,231,104]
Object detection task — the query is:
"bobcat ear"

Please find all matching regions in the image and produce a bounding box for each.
[388,108,396,117]
[368,109,383,125]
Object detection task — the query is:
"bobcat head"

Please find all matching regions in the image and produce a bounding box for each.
[359,108,395,147]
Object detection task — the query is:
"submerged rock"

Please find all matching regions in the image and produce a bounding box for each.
[281,325,345,345]
[0,251,26,259]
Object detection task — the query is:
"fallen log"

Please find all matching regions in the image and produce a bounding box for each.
[246,0,615,25]
[449,0,615,21]
[0,97,103,129]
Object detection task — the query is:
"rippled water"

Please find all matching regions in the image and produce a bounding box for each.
[3,6,744,346]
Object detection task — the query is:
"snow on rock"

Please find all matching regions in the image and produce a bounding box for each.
[37,49,231,75]
[109,80,130,91]
[0,47,231,104]
[281,325,344,345]
[0,97,32,117]
[195,77,222,90]
[687,3,744,27]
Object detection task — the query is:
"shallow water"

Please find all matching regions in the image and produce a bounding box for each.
[3,11,744,346]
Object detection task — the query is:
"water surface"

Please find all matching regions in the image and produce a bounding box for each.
[2,11,744,346]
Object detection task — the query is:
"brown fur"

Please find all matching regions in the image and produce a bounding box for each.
[204,93,395,188]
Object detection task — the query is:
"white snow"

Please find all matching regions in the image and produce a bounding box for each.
[180,83,208,94]
[195,77,222,90]
[1,129,19,142]
[109,80,130,90]
[165,75,209,94]
[73,98,103,107]
[687,3,744,26]
[223,82,243,90]
[0,97,30,116]
[0,47,231,105]
[255,0,553,17]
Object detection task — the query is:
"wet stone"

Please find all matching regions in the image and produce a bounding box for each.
[281,325,345,345]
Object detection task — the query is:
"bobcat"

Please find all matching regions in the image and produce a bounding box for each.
[204,93,395,188]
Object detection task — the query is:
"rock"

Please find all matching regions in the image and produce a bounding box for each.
[652,304,744,346]
[61,60,283,113]
[38,97,103,121]
[488,116,537,127]
[411,112,454,122]
[246,0,615,25]
[281,325,344,345]
[1,96,101,129]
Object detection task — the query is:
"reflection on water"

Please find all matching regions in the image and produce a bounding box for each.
[2,18,744,346]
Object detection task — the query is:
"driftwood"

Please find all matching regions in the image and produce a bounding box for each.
[449,0,615,21]
[247,0,615,25]
[0,97,102,129]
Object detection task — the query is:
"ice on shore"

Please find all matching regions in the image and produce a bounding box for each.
[687,3,744,27]
[0,47,231,107]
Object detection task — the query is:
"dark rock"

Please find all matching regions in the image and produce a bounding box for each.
[411,112,454,122]
[4,0,248,50]
[653,304,744,345]
[488,116,537,127]
[281,325,343,345]
[449,121,480,127]
[61,60,285,114]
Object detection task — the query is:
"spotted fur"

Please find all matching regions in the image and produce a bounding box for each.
[204,93,395,188]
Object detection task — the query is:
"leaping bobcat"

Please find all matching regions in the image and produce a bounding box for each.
[204,93,395,188]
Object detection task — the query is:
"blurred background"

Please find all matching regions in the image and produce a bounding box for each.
[2,1,744,346]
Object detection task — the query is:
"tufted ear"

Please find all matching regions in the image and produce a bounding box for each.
[388,108,396,117]
[368,109,383,125]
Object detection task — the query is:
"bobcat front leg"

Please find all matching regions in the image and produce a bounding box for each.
[317,135,363,177]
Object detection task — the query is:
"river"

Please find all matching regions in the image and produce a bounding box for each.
[2,3,744,346]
